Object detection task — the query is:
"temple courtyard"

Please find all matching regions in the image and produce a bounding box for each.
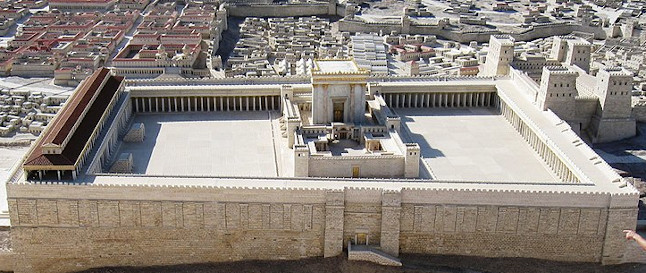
[115,111,279,177]
[397,107,558,183]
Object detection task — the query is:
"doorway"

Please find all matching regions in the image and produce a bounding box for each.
[356,233,368,245]
[352,166,360,178]
[333,102,344,122]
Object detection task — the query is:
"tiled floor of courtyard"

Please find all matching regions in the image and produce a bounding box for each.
[398,107,558,182]
[116,111,278,177]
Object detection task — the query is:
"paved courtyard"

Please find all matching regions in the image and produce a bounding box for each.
[398,108,557,183]
[116,111,278,177]
[0,146,29,225]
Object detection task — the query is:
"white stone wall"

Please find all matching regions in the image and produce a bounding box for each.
[308,156,405,178]
[5,180,640,273]
[538,67,577,120]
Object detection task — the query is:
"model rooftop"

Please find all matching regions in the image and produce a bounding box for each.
[24,69,122,168]
[313,60,360,74]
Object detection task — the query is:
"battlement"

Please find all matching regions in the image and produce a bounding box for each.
[599,67,632,77]
[404,143,420,151]
[556,35,590,46]
[7,175,637,196]
[491,35,515,45]
[543,66,578,75]
[311,59,370,76]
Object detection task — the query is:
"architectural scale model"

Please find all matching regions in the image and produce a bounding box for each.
[1,0,646,272]
[3,40,645,271]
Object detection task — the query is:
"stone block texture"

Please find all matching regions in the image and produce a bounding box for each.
[123,123,145,142]
[6,185,639,272]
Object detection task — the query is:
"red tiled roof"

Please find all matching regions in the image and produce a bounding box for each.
[24,68,123,167]
[47,68,108,145]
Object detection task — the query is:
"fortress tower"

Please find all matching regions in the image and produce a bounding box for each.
[483,35,514,76]
[594,67,633,119]
[550,36,591,73]
[590,67,636,142]
[537,66,578,122]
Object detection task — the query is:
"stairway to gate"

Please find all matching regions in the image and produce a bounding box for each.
[347,242,402,267]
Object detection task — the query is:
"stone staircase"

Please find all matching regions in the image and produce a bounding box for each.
[347,242,402,267]
[279,116,287,138]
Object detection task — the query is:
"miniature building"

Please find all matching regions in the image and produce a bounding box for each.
[123,123,145,142]
[482,35,638,144]
[22,68,125,181]
[109,152,133,173]
[550,36,592,73]
[483,35,515,76]
[6,62,641,273]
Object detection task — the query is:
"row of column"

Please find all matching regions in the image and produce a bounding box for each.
[27,91,125,181]
[133,96,280,113]
[500,101,578,183]
[100,99,133,171]
[32,170,75,181]
[385,92,495,108]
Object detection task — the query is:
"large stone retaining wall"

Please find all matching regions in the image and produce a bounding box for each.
[8,184,330,273]
[6,181,639,273]
[0,250,13,272]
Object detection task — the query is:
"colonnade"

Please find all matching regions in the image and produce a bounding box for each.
[29,169,75,181]
[383,92,496,108]
[133,96,281,113]
[499,100,579,183]
[95,98,133,173]
[27,90,128,181]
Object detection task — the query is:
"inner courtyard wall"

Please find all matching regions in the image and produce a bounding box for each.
[308,156,405,178]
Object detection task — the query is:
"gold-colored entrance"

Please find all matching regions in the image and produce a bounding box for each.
[333,102,344,122]
[352,166,360,178]
[356,233,367,245]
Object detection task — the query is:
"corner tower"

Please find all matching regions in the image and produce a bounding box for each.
[483,35,515,76]
[594,67,633,119]
[537,66,578,121]
[589,67,636,142]
[550,36,591,73]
